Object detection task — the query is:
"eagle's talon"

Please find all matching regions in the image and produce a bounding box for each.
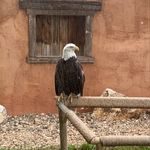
[66,93,80,105]
[58,96,61,102]
[57,92,66,103]
[66,93,72,105]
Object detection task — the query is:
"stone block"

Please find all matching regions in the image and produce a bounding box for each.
[0,105,7,124]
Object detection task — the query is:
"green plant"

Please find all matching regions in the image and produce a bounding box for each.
[79,143,95,150]
[68,144,77,150]
[68,143,95,150]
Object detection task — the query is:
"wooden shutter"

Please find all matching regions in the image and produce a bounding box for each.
[36,15,85,57]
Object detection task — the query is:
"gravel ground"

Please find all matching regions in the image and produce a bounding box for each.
[0,111,150,149]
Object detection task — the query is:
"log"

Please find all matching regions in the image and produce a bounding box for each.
[58,102,150,146]
[68,96,150,108]
[57,102,97,143]
[59,108,67,150]
[99,136,150,146]
[57,97,150,148]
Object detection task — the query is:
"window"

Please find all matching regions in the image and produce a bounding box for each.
[20,0,101,63]
[36,15,85,57]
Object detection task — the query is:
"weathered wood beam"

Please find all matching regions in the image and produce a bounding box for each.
[28,14,36,58]
[99,136,150,146]
[27,56,94,64]
[20,0,101,11]
[27,9,96,16]
[57,102,99,143]
[68,96,150,108]
[84,16,93,57]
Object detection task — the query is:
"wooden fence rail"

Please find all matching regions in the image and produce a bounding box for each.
[57,97,150,150]
[68,96,150,108]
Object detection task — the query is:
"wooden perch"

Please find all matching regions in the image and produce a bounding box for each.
[57,101,99,144]
[58,108,67,150]
[67,96,150,108]
[100,136,150,146]
[57,97,150,149]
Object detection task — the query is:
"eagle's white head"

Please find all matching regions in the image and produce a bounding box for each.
[62,43,79,61]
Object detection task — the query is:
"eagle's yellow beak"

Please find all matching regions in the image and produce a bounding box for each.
[75,46,79,51]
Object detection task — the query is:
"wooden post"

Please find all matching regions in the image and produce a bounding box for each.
[59,108,67,150]
[58,102,97,143]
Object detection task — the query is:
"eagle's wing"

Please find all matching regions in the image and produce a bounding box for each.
[55,59,64,96]
[76,60,85,96]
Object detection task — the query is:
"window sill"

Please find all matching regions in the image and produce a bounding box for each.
[27,56,94,64]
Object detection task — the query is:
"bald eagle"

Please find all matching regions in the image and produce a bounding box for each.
[55,43,85,99]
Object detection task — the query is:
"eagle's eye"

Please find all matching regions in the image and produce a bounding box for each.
[69,46,74,48]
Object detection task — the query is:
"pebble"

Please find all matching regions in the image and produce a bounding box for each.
[0,112,149,149]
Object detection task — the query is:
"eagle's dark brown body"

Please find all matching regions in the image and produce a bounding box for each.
[55,57,85,96]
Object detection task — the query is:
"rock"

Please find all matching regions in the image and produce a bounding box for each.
[101,88,125,97]
[0,105,7,123]
[92,88,125,118]
[92,88,145,119]
[101,88,125,112]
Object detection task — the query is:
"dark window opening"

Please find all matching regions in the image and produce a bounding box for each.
[36,15,86,57]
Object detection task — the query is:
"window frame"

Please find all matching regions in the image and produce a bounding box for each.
[20,0,101,64]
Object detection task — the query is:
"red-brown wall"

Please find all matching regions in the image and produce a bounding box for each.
[0,0,150,115]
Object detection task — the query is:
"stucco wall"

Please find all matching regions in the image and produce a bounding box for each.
[0,0,150,115]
